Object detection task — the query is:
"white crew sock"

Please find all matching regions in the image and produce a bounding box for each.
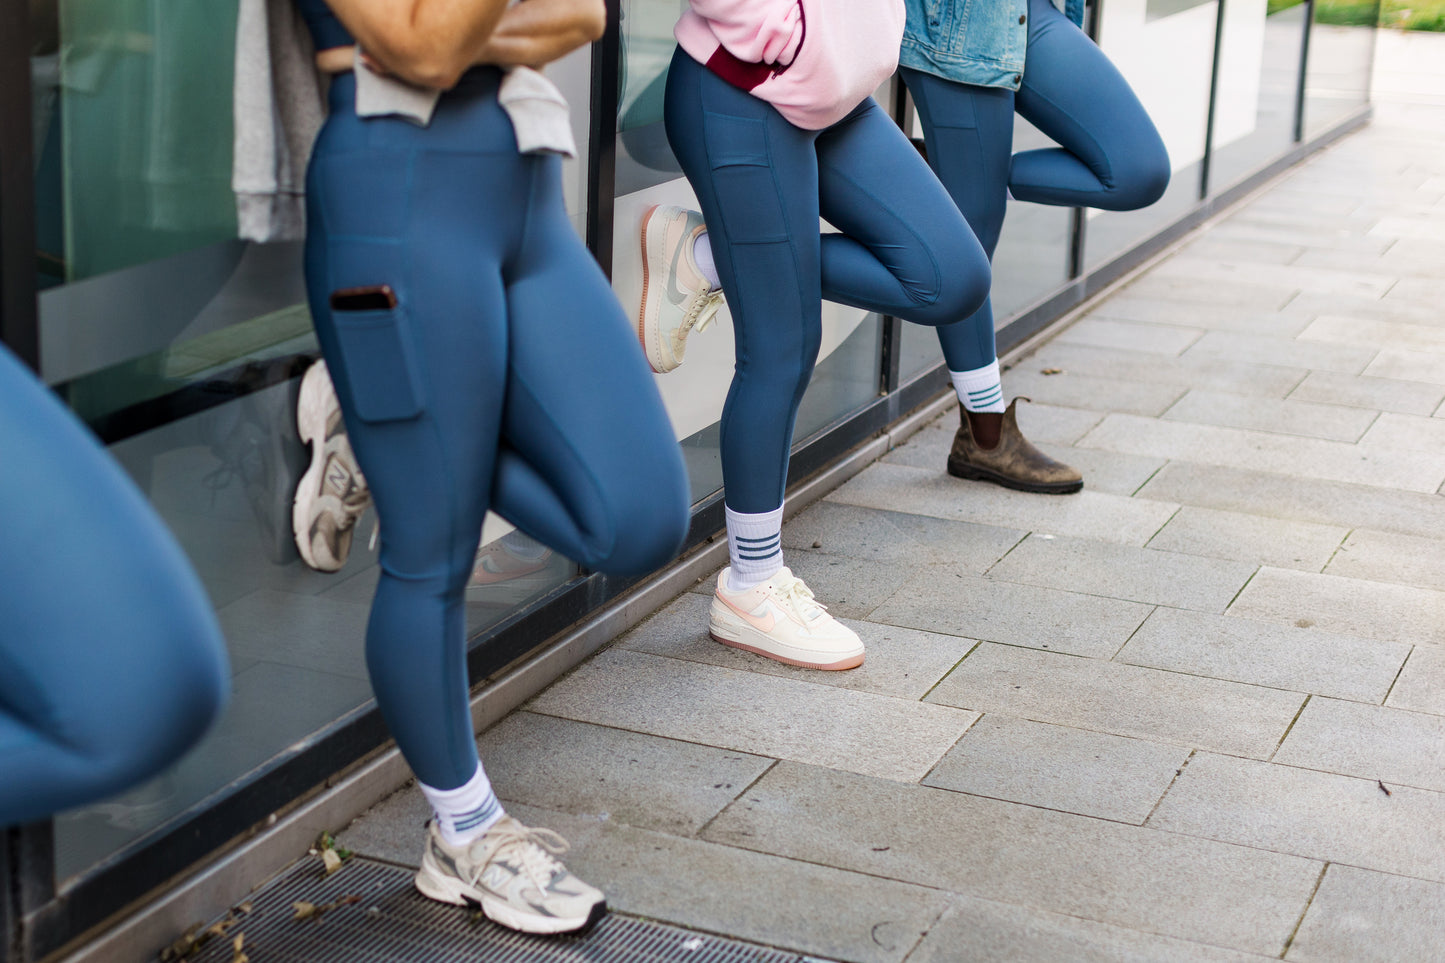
[692,231,720,288]
[725,504,784,592]
[419,761,504,846]
[950,360,1005,413]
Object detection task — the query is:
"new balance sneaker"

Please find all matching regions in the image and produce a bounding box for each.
[293,360,373,572]
[414,816,606,935]
[466,539,557,606]
[709,567,865,671]
[637,205,723,373]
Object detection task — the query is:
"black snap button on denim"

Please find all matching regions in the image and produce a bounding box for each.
[1019,14,1026,22]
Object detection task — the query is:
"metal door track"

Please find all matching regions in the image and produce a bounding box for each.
[183,856,833,963]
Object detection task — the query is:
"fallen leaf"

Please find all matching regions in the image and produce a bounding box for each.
[1378,780,1392,797]
[1041,367,1063,376]
[322,848,343,876]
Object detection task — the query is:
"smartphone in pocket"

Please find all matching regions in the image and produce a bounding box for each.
[330,285,397,312]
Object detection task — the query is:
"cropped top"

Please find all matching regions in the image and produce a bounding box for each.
[296,0,353,50]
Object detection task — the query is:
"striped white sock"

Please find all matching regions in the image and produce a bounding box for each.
[420,761,504,846]
[951,360,1005,413]
[725,504,784,592]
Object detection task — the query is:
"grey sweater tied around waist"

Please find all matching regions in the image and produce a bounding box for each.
[232,0,576,243]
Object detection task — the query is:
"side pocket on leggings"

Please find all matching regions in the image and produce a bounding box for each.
[329,297,425,423]
[703,111,789,244]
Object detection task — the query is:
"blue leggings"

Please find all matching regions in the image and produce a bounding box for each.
[0,345,228,827]
[304,71,690,791]
[902,0,1170,372]
[665,50,991,514]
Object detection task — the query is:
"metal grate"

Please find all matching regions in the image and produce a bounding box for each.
[184,857,831,963]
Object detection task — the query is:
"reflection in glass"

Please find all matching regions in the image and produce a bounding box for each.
[1208,0,1308,193]
[1084,0,1218,269]
[1304,0,1377,138]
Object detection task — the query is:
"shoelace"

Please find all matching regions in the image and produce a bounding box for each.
[775,574,827,623]
[471,823,570,888]
[681,285,724,338]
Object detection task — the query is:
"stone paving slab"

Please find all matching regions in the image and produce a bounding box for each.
[1120,275,1301,311]
[827,463,1180,546]
[1229,567,1445,646]
[924,643,1303,758]
[1151,257,1396,301]
[511,803,952,963]
[1053,318,1206,356]
[921,714,1189,824]
[1137,461,1445,540]
[1363,346,1445,384]
[985,534,1255,612]
[1145,505,1347,572]
[1079,414,1445,493]
[910,897,1277,963]
[1386,646,1445,716]
[703,762,1321,956]
[998,366,1187,417]
[776,550,916,620]
[779,501,1025,572]
[1148,753,1445,883]
[1160,389,1378,442]
[1034,443,1167,496]
[1287,369,1445,416]
[1181,331,1377,376]
[1117,608,1406,704]
[528,648,978,781]
[1358,410,1445,453]
[1288,865,1445,963]
[868,570,1153,659]
[1299,314,1445,351]
[1274,697,1445,793]
[1083,294,1314,336]
[1029,342,1307,398]
[1324,528,1445,591]
[620,592,977,701]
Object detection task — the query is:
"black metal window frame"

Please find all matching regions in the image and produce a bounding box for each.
[0,1,1375,957]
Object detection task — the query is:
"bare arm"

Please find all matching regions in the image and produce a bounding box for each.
[471,0,606,69]
[322,0,511,89]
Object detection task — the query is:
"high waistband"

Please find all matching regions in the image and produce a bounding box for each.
[320,68,520,156]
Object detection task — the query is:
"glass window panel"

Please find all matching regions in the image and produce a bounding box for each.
[1208,0,1308,193]
[1303,3,1377,138]
[34,0,591,879]
[1085,0,1218,269]
[898,112,1073,382]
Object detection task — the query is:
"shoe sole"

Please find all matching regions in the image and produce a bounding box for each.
[292,364,336,571]
[636,205,676,374]
[415,868,607,935]
[947,459,1084,495]
[709,600,865,671]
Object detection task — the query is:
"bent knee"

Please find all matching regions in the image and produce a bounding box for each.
[586,466,690,577]
[1105,141,1171,211]
[905,250,991,327]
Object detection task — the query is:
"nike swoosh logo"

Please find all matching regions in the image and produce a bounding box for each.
[665,232,690,305]
[720,594,775,633]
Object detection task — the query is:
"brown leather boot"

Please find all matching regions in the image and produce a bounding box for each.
[947,398,1083,494]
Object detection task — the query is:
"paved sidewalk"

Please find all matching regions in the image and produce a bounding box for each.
[339,33,1445,963]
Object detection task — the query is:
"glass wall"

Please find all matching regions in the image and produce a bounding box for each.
[1209,0,1309,193]
[30,0,592,879]
[1085,0,1219,268]
[1304,0,1378,138]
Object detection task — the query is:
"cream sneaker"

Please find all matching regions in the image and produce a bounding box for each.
[636,205,723,373]
[414,816,606,935]
[293,360,373,572]
[709,567,865,670]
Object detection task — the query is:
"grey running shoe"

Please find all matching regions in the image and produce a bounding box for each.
[293,360,373,572]
[414,816,606,935]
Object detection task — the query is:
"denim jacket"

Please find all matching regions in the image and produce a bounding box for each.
[900,0,1085,90]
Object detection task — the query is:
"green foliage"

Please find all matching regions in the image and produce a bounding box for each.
[1304,0,1445,30]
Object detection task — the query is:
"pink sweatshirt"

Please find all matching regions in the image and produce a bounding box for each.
[676,0,905,130]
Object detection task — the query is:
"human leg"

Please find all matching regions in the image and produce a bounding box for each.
[665,51,861,669]
[901,66,1083,493]
[1010,0,1170,210]
[0,345,228,826]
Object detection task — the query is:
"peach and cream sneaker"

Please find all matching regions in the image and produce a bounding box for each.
[636,205,723,373]
[708,566,865,670]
